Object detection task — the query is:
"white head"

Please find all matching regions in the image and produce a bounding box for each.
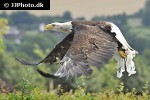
[45,21,72,33]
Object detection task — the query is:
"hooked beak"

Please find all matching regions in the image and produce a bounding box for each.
[45,24,54,30]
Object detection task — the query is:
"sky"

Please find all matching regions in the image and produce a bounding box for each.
[0,0,146,19]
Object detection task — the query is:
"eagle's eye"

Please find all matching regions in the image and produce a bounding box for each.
[51,24,55,27]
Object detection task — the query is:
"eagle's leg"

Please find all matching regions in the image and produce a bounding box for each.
[118,50,127,58]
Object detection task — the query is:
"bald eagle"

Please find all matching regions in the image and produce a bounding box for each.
[17,20,138,79]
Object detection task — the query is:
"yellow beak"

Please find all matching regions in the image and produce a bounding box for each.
[45,24,54,30]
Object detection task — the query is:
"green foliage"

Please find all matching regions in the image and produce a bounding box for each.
[19,68,33,100]
[0,52,26,84]
[74,60,120,92]
[0,18,8,54]
[142,0,150,26]
[117,82,124,92]
[0,37,5,54]
[0,18,8,35]
[10,11,38,26]
[142,49,150,65]
[121,26,150,52]
[0,85,150,100]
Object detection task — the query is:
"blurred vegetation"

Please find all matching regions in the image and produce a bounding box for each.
[0,18,8,54]
[0,83,150,100]
[0,0,150,98]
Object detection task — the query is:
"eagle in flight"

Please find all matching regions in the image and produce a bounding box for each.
[17,20,138,79]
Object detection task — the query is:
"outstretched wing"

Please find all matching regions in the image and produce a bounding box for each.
[47,23,117,79]
[16,33,74,65]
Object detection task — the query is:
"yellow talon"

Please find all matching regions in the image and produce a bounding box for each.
[119,50,127,58]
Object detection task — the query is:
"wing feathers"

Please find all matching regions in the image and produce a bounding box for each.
[53,24,117,78]
[40,24,117,79]
[37,69,58,78]
[16,58,40,66]
[16,33,74,66]
[53,56,92,78]
[17,21,118,79]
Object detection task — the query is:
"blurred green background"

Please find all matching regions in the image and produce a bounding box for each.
[0,0,150,94]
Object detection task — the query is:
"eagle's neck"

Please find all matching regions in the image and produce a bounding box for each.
[53,21,72,33]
